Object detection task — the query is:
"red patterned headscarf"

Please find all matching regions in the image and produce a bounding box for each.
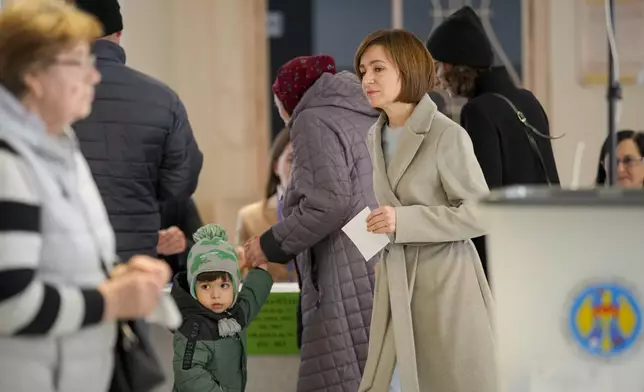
[272,55,337,115]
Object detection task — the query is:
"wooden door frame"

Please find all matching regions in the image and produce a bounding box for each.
[522,0,552,115]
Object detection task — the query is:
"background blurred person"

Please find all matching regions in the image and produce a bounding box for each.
[73,0,203,262]
[596,130,644,188]
[236,127,296,282]
[0,2,170,391]
[426,6,560,274]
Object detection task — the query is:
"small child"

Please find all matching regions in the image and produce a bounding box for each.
[171,224,273,392]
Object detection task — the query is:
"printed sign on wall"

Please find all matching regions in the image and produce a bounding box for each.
[246,292,299,355]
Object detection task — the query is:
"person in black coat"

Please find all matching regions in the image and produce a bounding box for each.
[158,198,203,277]
[426,6,560,276]
[73,0,203,262]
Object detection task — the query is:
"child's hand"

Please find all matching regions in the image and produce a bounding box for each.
[237,245,268,271]
[244,236,269,267]
[236,246,247,269]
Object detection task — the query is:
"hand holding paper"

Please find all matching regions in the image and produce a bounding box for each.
[342,207,390,261]
[366,206,396,233]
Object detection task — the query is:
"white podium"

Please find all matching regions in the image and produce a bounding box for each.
[481,186,644,392]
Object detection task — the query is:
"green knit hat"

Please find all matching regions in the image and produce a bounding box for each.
[187,224,241,304]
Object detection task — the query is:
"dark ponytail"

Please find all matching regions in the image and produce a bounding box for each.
[265,127,291,201]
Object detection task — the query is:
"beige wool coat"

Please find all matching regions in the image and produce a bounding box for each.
[358,95,497,392]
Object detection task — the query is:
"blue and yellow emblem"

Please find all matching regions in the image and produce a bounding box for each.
[569,283,642,357]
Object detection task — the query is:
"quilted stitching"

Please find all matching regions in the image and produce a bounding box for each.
[74,41,202,261]
[273,72,379,392]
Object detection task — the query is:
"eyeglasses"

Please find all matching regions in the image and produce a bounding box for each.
[51,54,96,70]
[603,155,644,169]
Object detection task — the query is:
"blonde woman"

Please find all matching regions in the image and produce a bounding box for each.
[0,2,170,391]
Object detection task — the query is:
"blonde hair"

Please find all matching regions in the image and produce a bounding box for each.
[0,0,103,97]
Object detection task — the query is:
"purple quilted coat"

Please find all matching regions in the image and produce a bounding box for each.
[260,71,379,392]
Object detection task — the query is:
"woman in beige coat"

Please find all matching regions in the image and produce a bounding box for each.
[354,29,497,392]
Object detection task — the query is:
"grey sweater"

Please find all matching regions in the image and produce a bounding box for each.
[0,85,117,392]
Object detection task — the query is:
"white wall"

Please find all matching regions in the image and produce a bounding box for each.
[117,0,644,192]
[115,0,270,234]
[548,0,644,186]
[118,0,175,88]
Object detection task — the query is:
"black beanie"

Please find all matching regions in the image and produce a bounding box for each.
[425,6,493,68]
[75,0,123,37]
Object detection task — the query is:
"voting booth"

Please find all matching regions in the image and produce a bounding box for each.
[481,186,644,392]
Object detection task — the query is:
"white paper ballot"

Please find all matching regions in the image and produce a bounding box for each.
[146,293,182,329]
[342,207,391,261]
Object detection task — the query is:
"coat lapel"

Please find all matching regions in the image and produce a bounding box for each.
[386,129,424,191]
[370,95,439,201]
[385,95,438,192]
[370,117,401,207]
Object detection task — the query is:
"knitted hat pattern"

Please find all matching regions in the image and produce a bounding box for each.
[186,224,241,304]
[186,224,243,337]
[272,55,337,115]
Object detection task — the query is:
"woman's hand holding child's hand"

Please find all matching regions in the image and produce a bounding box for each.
[237,244,268,271]
[236,246,247,269]
[244,236,269,269]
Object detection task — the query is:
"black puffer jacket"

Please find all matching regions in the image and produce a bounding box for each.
[74,40,203,261]
[159,198,203,276]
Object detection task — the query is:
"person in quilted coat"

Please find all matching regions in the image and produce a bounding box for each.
[244,55,379,392]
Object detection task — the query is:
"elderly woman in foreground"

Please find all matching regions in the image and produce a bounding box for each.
[0,1,170,391]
